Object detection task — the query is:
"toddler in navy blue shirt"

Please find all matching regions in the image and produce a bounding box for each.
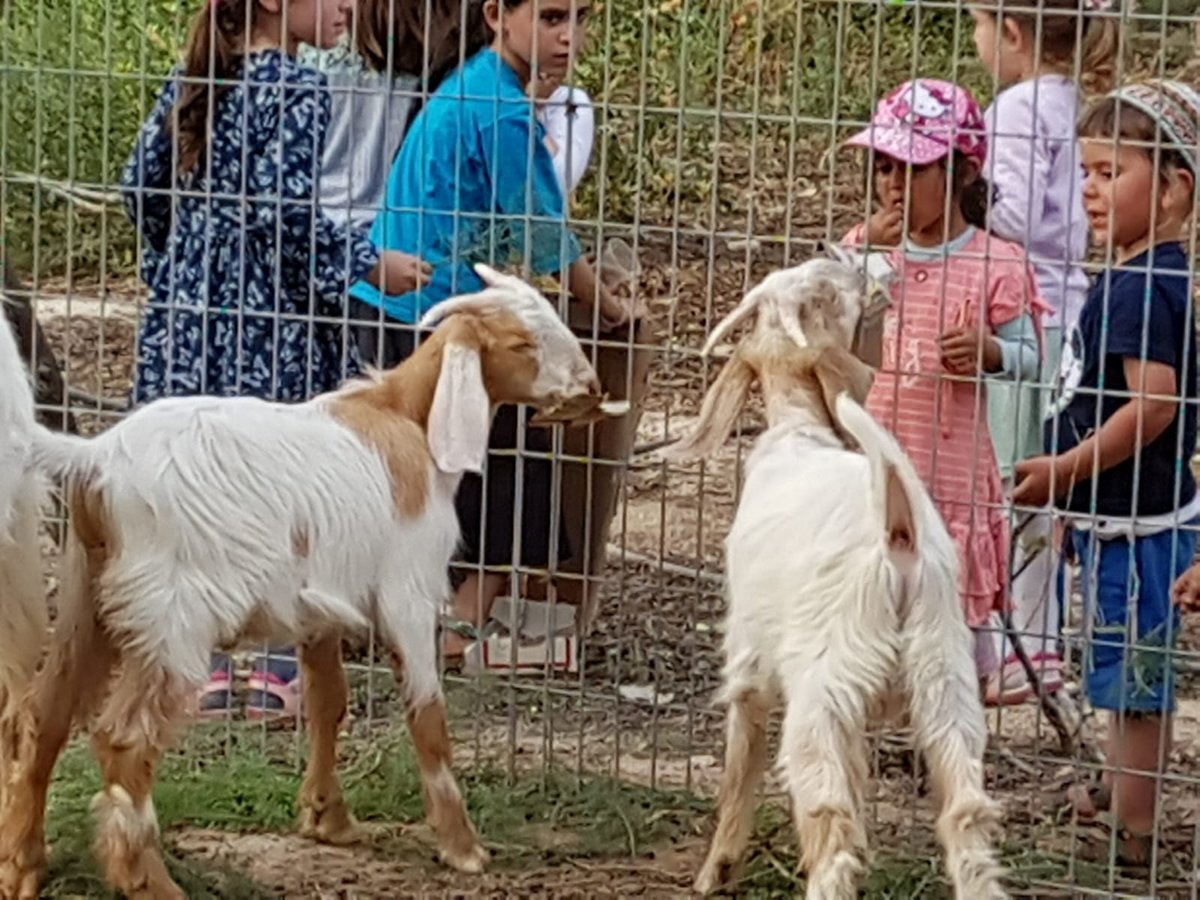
[1015,79,1200,867]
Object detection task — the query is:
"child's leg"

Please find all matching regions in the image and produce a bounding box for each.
[1107,712,1171,837]
[1073,524,1191,853]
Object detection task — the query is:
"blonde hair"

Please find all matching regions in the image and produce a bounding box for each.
[983,0,1118,95]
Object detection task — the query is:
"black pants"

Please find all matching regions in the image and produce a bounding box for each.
[348,298,570,571]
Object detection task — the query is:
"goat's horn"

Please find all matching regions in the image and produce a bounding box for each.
[417,290,495,328]
[700,286,766,356]
[473,263,512,289]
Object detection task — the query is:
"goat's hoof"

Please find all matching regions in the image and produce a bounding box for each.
[0,841,47,900]
[693,855,735,895]
[299,802,367,846]
[440,840,489,874]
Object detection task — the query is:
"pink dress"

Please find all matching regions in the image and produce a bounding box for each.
[844,226,1043,627]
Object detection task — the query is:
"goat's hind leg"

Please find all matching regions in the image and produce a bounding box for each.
[904,623,1006,899]
[89,657,188,900]
[779,667,878,900]
[694,686,771,895]
[0,533,114,900]
[297,630,365,845]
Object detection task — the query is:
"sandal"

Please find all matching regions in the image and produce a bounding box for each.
[245,670,302,725]
[985,652,1064,707]
[440,617,482,673]
[1075,815,1154,869]
[195,667,238,721]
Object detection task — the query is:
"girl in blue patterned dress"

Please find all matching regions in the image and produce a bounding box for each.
[121,0,429,720]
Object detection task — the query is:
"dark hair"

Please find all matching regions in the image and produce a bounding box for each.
[355,0,476,87]
[1078,97,1193,178]
[980,0,1118,94]
[955,153,994,229]
[172,0,258,179]
[462,0,530,59]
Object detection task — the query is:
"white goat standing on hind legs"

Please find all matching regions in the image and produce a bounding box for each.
[670,249,1006,900]
[0,265,613,900]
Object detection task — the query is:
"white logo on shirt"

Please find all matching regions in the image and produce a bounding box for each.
[1046,326,1083,418]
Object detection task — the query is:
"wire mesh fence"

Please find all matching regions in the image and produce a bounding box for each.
[4,0,1200,896]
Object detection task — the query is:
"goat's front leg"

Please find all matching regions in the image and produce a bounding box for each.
[695,687,771,895]
[297,631,364,846]
[89,656,187,900]
[903,619,1007,899]
[381,587,486,874]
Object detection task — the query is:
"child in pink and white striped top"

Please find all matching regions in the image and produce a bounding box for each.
[841,79,1047,686]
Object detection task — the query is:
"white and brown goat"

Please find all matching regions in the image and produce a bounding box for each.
[0,265,607,900]
[670,253,1006,899]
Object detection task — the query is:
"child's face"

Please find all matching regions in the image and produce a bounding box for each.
[970,11,1027,87]
[1081,139,1166,252]
[488,0,590,81]
[266,0,352,50]
[873,154,949,234]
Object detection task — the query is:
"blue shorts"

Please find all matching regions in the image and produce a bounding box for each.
[1072,525,1195,715]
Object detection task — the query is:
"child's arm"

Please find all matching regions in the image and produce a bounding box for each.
[1013,358,1178,504]
[567,256,641,330]
[940,259,1043,378]
[119,76,179,254]
[940,314,1037,378]
[985,87,1049,247]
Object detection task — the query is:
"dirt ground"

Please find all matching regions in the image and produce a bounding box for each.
[173,828,703,899]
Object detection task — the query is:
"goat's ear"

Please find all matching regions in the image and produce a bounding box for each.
[812,346,875,448]
[428,340,492,475]
[666,355,754,461]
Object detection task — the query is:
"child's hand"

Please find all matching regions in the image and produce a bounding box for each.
[379,251,432,295]
[1173,563,1200,611]
[940,327,1002,375]
[598,290,646,331]
[865,207,903,247]
[1013,454,1073,506]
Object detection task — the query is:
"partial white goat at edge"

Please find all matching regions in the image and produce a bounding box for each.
[670,252,1007,900]
[0,264,606,900]
[0,304,48,792]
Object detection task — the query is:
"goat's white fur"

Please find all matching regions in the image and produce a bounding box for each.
[679,257,1006,899]
[0,306,47,763]
[0,264,603,897]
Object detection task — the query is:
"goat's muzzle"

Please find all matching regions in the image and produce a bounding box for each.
[852,287,890,369]
[529,384,628,426]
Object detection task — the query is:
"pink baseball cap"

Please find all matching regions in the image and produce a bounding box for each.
[845,79,987,167]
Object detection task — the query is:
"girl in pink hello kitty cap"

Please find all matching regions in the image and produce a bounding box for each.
[841,78,1048,693]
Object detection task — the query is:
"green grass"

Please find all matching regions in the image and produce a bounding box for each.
[35,720,1146,898]
[38,724,712,896]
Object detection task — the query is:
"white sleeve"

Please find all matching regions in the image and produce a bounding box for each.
[541,86,596,195]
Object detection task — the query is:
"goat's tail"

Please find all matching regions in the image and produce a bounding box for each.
[833,393,931,559]
[0,307,98,514]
